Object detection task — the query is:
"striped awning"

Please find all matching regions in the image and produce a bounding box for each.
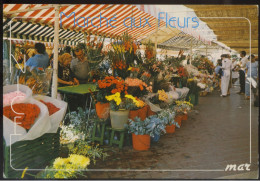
[3,4,213,45]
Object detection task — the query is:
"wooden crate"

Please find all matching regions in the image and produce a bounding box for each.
[3,129,60,179]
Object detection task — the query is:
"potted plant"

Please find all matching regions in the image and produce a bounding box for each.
[94,76,127,119]
[149,89,169,109]
[126,117,152,151]
[174,100,193,125]
[125,95,147,121]
[145,115,166,142]
[105,92,136,130]
[158,109,179,134]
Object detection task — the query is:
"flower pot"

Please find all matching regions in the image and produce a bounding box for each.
[195,92,199,105]
[110,110,129,130]
[175,115,182,127]
[147,105,156,116]
[151,133,160,142]
[139,106,148,121]
[182,114,188,121]
[95,102,110,119]
[165,124,176,133]
[129,109,139,121]
[132,133,150,151]
[188,93,196,105]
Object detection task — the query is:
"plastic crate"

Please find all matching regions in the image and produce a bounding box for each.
[3,129,60,179]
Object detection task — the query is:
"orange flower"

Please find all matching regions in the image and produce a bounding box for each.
[93,79,96,83]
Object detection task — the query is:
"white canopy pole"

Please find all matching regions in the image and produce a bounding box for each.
[51,5,60,98]
[154,18,158,57]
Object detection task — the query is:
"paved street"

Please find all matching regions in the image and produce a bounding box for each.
[85,87,259,179]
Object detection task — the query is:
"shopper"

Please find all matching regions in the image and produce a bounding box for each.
[58,53,79,87]
[237,51,248,94]
[214,59,222,91]
[25,43,50,70]
[220,54,232,97]
[245,55,258,100]
[70,44,90,84]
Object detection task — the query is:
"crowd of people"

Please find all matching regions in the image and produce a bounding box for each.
[214,51,258,106]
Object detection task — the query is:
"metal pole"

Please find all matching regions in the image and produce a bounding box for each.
[154,18,158,58]
[190,39,193,62]
[51,5,60,98]
[84,32,86,44]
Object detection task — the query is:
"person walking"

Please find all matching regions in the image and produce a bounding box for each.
[237,51,248,94]
[220,54,232,97]
[245,55,258,100]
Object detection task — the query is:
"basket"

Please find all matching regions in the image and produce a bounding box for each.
[3,129,60,179]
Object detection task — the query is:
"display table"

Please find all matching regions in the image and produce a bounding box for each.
[58,83,97,95]
[58,83,97,112]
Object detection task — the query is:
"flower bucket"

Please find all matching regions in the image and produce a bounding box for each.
[129,109,139,121]
[151,133,160,142]
[188,93,196,105]
[195,92,199,105]
[95,102,110,119]
[147,105,156,116]
[165,124,176,133]
[182,114,188,121]
[175,115,182,127]
[132,133,150,151]
[139,106,148,121]
[110,110,129,130]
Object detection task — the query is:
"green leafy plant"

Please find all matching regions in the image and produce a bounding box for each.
[145,115,166,137]
[66,140,109,165]
[127,116,166,137]
[157,109,179,128]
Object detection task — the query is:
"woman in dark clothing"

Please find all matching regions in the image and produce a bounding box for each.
[58,53,79,86]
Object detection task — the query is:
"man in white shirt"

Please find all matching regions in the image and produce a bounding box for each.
[237,51,248,94]
[221,54,232,97]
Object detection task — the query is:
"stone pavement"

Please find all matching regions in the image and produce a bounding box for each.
[84,87,259,179]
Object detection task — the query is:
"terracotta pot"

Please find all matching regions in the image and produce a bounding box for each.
[182,114,188,121]
[165,124,176,133]
[147,105,156,116]
[129,109,139,121]
[110,110,129,130]
[175,115,182,127]
[95,102,110,119]
[139,106,148,121]
[132,133,150,151]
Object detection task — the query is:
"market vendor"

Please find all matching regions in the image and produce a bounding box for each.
[70,44,90,84]
[25,43,50,70]
[58,53,79,87]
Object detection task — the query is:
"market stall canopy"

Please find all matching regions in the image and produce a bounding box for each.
[4,4,215,45]
[185,5,258,54]
[3,4,167,42]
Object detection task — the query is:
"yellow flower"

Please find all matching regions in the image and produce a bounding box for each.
[53,157,69,169]
[68,154,90,168]
[106,92,122,105]
[158,90,168,101]
[187,78,194,82]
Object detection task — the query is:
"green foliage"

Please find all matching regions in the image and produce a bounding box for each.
[67,140,109,165]
[127,115,166,137]
[157,109,180,128]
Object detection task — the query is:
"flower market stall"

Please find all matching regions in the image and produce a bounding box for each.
[2,4,232,179]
